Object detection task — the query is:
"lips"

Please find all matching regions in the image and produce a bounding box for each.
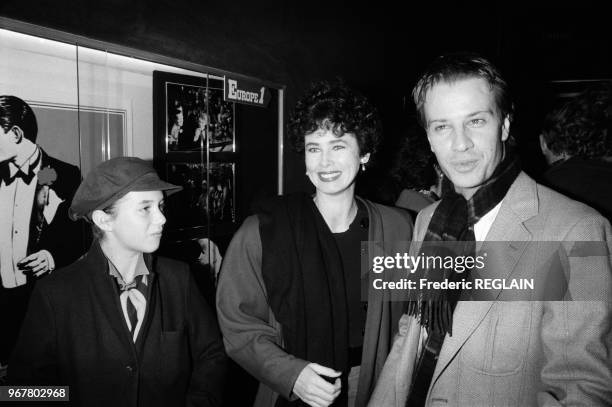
[317,171,342,182]
[450,159,478,173]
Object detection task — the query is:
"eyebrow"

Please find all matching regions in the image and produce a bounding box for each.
[427,110,494,127]
[138,199,163,205]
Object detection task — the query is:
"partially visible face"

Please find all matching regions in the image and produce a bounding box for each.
[175,107,184,126]
[423,77,509,199]
[304,128,369,197]
[107,190,166,254]
[0,126,19,163]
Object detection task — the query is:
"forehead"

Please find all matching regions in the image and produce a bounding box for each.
[304,128,356,143]
[116,190,164,206]
[424,77,496,122]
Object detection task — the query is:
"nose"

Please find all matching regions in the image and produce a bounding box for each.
[154,206,166,226]
[320,149,333,167]
[451,126,474,152]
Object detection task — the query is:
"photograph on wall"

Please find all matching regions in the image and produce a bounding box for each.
[207,86,235,152]
[154,71,235,154]
[164,162,235,230]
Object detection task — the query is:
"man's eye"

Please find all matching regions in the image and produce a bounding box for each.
[332,145,346,150]
[469,119,485,127]
[434,124,449,132]
[307,147,319,153]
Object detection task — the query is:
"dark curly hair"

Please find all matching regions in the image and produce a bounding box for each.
[412,53,513,129]
[541,83,612,159]
[288,80,382,157]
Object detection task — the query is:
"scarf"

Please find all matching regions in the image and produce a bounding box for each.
[258,194,349,407]
[407,150,521,336]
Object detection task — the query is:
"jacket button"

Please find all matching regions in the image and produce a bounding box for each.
[126,365,133,372]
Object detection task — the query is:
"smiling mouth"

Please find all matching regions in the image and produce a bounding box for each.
[317,171,342,182]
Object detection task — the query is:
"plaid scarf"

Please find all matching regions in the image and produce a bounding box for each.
[407,150,521,336]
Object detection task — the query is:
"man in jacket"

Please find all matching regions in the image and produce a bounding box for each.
[370,53,612,406]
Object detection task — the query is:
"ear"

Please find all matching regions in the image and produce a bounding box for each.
[501,115,510,142]
[539,134,549,154]
[360,152,371,164]
[8,126,24,143]
[91,209,114,232]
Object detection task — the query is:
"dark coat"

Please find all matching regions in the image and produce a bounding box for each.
[9,242,227,407]
[541,157,612,221]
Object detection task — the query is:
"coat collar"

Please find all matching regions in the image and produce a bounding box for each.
[83,241,156,350]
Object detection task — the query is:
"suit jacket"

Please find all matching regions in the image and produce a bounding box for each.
[31,150,87,269]
[9,242,227,407]
[216,198,413,407]
[369,172,612,406]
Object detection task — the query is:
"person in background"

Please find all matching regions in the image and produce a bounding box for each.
[9,156,227,407]
[370,53,612,406]
[216,80,412,407]
[540,83,612,220]
[391,125,443,217]
[168,104,184,149]
[0,95,85,381]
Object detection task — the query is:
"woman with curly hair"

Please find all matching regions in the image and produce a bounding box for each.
[216,80,412,407]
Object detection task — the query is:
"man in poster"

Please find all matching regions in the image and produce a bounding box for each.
[0,95,85,379]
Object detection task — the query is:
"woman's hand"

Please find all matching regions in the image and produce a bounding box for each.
[292,363,341,407]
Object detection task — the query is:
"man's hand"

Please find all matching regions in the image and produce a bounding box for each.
[292,363,341,407]
[17,250,55,277]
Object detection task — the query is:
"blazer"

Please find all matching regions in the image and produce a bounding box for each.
[9,242,227,407]
[216,197,413,407]
[369,172,612,406]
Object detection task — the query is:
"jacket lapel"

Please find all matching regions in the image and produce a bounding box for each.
[428,172,539,391]
[86,242,136,349]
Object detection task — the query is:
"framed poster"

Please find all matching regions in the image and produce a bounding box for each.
[153,71,235,156]
[154,70,238,238]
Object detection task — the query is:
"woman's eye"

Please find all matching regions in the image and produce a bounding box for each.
[307,147,319,153]
[434,124,449,132]
[332,145,345,150]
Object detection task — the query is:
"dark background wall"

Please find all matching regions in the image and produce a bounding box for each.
[1,1,611,201]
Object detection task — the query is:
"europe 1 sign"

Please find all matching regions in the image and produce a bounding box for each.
[224,77,271,108]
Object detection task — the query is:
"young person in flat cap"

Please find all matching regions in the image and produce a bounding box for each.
[9,156,227,407]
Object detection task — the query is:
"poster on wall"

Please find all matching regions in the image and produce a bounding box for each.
[154,71,235,154]
[154,70,238,239]
[164,161,235,230]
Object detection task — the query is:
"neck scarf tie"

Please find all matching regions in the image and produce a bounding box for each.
[119,275,148,342]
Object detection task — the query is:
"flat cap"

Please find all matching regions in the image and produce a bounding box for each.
[69,156,181,221]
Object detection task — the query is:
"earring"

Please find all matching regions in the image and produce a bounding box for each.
[361,162,366,171]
